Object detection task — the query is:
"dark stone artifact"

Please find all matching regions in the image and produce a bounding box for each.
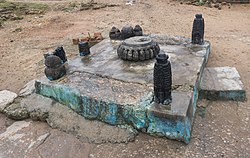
[44,55,66,81]
[79,41,90,56]
[192,14,205,45]
[109,27,121,40]
[133,25,143,36]
[121,25,134,39]
[53,46,67,63]
[117,36,160,61]
[154,54,172,105]
[43,46,67,64]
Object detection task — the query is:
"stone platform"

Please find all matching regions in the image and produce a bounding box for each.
[35,35,211,144]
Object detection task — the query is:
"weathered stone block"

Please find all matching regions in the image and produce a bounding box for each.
[147,92,192,143]
[19,79,36,97]
[35,80,82,112]
[200,67,246,101]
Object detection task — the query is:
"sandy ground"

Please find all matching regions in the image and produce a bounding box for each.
[0,0,250,157]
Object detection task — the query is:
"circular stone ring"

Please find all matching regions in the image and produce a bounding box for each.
[117,36,160,61]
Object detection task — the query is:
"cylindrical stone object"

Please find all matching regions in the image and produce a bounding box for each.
[153,53,172,105]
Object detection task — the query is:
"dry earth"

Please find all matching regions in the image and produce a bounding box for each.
[0,0,249,158]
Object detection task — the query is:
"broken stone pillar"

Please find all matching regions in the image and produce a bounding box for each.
[192,14,205,45]
[79,41,90,56]
[153,54,172,105]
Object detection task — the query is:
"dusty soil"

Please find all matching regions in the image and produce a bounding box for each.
[0,0,249,157]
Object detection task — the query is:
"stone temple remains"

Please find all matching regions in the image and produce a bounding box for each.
[2,14,245,144]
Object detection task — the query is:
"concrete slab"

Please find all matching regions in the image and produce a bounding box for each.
[35,34,211,143]
[200,67,246,101]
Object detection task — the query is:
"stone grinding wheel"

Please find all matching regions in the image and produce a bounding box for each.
[117,36,160,61]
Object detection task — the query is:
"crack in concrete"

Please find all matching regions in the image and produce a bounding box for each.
[35,132,51,150]
[67,70,149,86]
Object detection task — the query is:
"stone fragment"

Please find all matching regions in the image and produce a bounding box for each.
[72,38,79,45]
[221,2,227,5]
[0,121,31,140]
[4,102,30,120]
[214,3,222,9]
[0,121,91,158]
[0,90,17,112]
[19,79,36,97]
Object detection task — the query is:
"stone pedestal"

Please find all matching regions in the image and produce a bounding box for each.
[35,34,211,143]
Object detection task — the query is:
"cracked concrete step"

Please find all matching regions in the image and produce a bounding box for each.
[199,67,246,101]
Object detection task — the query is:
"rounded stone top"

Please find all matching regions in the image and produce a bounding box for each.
[156,54,169,64]
[134,25,142,31]
[121,25,133,33]
[45,55,62,68]
[121,25,134,39]
[195,14,202,19]
[122,36,153,47]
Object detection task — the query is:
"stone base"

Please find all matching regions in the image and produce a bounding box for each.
[148,92,193,143]
[200,67,246,101]
[35,34,211,144]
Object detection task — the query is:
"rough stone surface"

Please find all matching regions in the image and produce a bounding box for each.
[3,94,138,143]
[68,36,210,86]
[18,79,36,97]
[0,113,6,134]
[0,121,92,158]
[0,90,17,112]
[200,67,246,101]
[4,102,30,120]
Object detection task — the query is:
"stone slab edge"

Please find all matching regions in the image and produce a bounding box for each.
[199,67,246,101]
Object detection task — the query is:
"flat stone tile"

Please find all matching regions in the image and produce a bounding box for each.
[200,67,246,101]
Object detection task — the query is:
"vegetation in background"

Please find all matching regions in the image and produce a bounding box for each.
[0,0,49,27]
